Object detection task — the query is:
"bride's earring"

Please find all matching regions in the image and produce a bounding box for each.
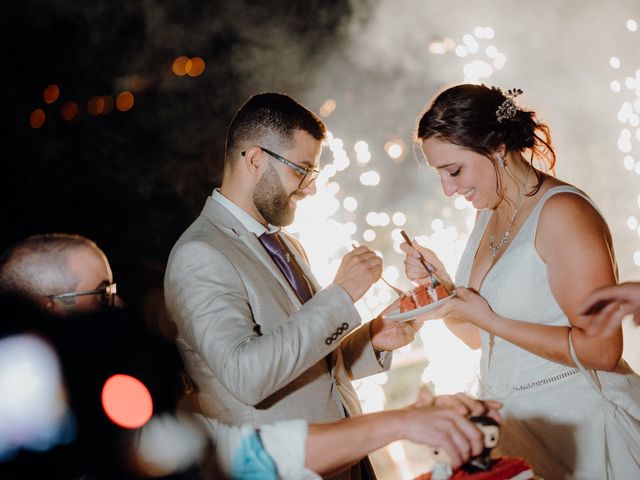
[497,154,506,167]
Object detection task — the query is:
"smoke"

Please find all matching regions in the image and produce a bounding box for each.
[297,0,640,276]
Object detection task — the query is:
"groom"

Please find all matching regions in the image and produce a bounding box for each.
[164,92,424,479]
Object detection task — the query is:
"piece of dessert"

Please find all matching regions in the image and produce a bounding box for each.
[400,283,450,313]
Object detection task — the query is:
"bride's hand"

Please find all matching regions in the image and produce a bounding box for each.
[414,287,493,326]
[446,287,494,327]
[400,240,453,289]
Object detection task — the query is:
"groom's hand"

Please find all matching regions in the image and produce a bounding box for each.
[370,312,424,352]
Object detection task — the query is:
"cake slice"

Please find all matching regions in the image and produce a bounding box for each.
[400,284,450,313]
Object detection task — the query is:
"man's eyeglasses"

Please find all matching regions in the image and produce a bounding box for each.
[241,146,320,190]
[48,282,117,307]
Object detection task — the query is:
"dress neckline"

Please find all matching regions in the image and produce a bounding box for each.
[469,184,571,293]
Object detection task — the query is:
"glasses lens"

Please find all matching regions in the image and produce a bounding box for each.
[300,170,318,190]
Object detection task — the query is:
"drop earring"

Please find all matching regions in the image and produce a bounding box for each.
[497,154,506,167]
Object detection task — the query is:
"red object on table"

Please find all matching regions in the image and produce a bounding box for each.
[415,457,535,480]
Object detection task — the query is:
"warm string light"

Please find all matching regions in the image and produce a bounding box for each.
[29,83,134,127]
[172,56,206,77]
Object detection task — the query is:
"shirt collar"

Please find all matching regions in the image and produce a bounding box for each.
[212,189,279,236]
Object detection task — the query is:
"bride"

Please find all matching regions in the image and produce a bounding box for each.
[401,83,640,479]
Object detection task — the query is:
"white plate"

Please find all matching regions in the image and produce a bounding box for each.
[383,292,456,322]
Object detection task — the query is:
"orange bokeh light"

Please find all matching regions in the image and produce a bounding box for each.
[102,95,114,115]
[187,57,205,77]
[43,84,60,104]
[61,101,79,121]
[172,56,190,76]
[116,91,134,112]
[101,374,153,429]
[29,109,46,128]
[87,96,106,116]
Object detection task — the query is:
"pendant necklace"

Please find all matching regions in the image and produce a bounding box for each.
[488,168,531,257]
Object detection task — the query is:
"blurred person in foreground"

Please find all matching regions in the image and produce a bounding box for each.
[402,83,640,479]
[164,92,430,479]
[0,234,502,479]
[0,298,502,480]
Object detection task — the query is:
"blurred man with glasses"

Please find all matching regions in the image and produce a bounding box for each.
[0,233,119,315]
[164,93,426,479]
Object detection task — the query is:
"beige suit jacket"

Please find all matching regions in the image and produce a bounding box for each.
[164,198,390,478]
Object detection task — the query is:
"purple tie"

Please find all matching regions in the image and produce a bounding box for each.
[258,232,313,304]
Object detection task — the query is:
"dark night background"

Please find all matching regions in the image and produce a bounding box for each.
[4,0,370,328]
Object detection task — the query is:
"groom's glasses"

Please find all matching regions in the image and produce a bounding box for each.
[242,146,320,190]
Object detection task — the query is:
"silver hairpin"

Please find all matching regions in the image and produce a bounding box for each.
[493,87,523,123]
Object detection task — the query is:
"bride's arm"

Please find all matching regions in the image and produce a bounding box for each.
[536,192,621,370]
[439,193,620,370]
[442,315,481,349]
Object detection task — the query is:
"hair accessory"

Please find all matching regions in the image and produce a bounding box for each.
[493,87,523,123]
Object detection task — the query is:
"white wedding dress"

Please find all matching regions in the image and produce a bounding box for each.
[455,185,640,479]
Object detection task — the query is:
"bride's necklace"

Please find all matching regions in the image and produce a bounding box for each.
[488,169,531,257]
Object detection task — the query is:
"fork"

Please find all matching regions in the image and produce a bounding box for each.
[352,243,404,297]
[380,276,404,298]
[400,230,444,290]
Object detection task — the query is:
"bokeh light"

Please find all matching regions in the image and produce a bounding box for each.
[359,170,381,186]
[319,99,337,117]
[102,95,114,115]
[42,84,59,104]
[134,414,206,477]
[0,334,70,458]
[172,56,189,76]
[384,140,404,160]
[87,96,106,116]
[29,109,45,128]
[186,57,205,77]
[101,374,153,429]
[116,91,135,112]
[60,101,78,121]
[343,197,358,212]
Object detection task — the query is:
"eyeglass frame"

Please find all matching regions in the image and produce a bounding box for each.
[241,146,320,190]
[48,282,117,307]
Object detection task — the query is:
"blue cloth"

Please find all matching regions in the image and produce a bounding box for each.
[231,431,278,479]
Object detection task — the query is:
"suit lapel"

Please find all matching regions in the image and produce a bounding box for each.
[201,198,303,307]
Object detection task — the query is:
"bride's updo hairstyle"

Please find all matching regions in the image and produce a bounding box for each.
[416,84,555,194]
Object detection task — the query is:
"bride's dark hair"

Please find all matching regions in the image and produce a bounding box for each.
[416,84,555,194]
